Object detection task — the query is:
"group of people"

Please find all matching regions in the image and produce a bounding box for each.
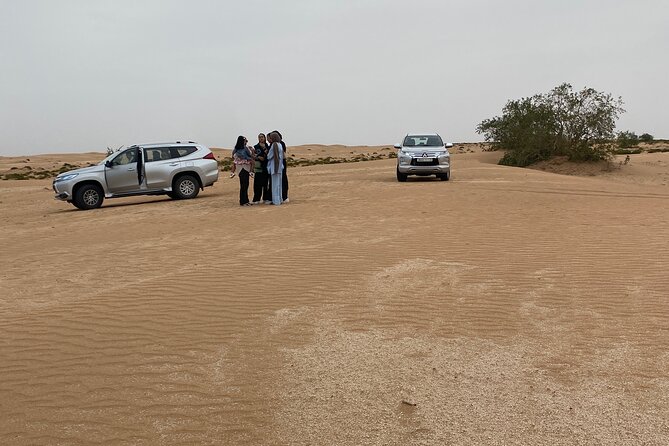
[230,131,289,206]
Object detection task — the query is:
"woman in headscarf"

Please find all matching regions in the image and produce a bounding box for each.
[266,132,284,205]
[231,135,255,206]
[272,130,289,203]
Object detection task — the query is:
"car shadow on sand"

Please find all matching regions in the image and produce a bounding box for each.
[376,176,451,184]
[49,193,224,213]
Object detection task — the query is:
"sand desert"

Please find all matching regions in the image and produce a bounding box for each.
[1,145,668,445]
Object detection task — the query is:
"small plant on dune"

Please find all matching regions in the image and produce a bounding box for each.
[613,148,642,155]
[217,158,233,171]
[4,172,30,180]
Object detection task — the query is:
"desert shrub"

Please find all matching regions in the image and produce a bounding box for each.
[648,148,669,153]
[613,148,642,155]
[617,131,639,148]
[4,173,29,180]
[639,133,654,143]
[217,158,233,171]
[477,83,624,167]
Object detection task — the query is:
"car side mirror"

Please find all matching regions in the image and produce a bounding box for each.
[105,160,113,168]
[394,144,401,149]
[445,143,453,148]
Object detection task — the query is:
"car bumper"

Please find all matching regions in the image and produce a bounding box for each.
[53,181,72,200]
[397,164,450,175]
[200,161,219,187]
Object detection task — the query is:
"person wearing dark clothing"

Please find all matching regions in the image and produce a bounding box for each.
[252,133,270,204]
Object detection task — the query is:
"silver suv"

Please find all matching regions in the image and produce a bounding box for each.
[395,133,452,181]
[53,142,219,210]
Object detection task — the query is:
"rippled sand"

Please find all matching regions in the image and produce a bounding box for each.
[1,148,668,445]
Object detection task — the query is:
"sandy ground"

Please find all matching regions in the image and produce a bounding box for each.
[1,146,668,445]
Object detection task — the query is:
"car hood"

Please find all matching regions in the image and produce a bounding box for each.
[400,147,449,154]
[56,164,104,178]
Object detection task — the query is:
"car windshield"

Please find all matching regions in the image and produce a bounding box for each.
[99,148,129,165]
[403,135,443,147]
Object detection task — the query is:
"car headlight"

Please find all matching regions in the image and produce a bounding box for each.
[56,173,78,182]
[399,152,412,164]
[439,155,450,165]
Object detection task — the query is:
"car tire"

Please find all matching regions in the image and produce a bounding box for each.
[173,175,200,199]
[73,184,104,210]
[439,172,450,181]
[396,167,408,182]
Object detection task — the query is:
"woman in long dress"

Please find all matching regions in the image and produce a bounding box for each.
[266,132,284,205]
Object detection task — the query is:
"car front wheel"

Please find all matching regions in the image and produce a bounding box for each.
[439,172,450,181]
[73,184,104,210]
[396,167,408,182]
[173,175,200,199]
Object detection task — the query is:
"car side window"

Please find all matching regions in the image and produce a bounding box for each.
[111,148,138,166]
[146,148,172,162]
[174,146,198,157]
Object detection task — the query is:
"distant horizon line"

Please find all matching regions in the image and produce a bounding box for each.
[4,138,669,158]
[1,141,492,157]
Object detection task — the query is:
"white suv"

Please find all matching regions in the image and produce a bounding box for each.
[53,142,219,210]
[395,133,452,181]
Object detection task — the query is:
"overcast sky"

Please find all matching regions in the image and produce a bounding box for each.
[1,0,667,155]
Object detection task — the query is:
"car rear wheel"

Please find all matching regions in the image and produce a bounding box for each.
[396,167,408,182]
[73,184,104,210]
[173,175,200,199]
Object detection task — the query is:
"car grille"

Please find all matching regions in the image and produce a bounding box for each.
[412,151,440,157]
[410,158,439,166]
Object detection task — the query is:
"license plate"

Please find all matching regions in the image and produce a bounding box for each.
[416,158,433,163]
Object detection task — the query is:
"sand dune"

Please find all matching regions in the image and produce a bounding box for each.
[1,147,668,445]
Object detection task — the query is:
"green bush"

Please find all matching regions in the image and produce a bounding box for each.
[477,83,624,167]
[617,131,639,148]
[640,133,654,143]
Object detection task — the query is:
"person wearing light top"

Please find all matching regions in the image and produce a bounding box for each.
[273,130,289,203]
[266,132,284,205]
[231,136,255,206]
